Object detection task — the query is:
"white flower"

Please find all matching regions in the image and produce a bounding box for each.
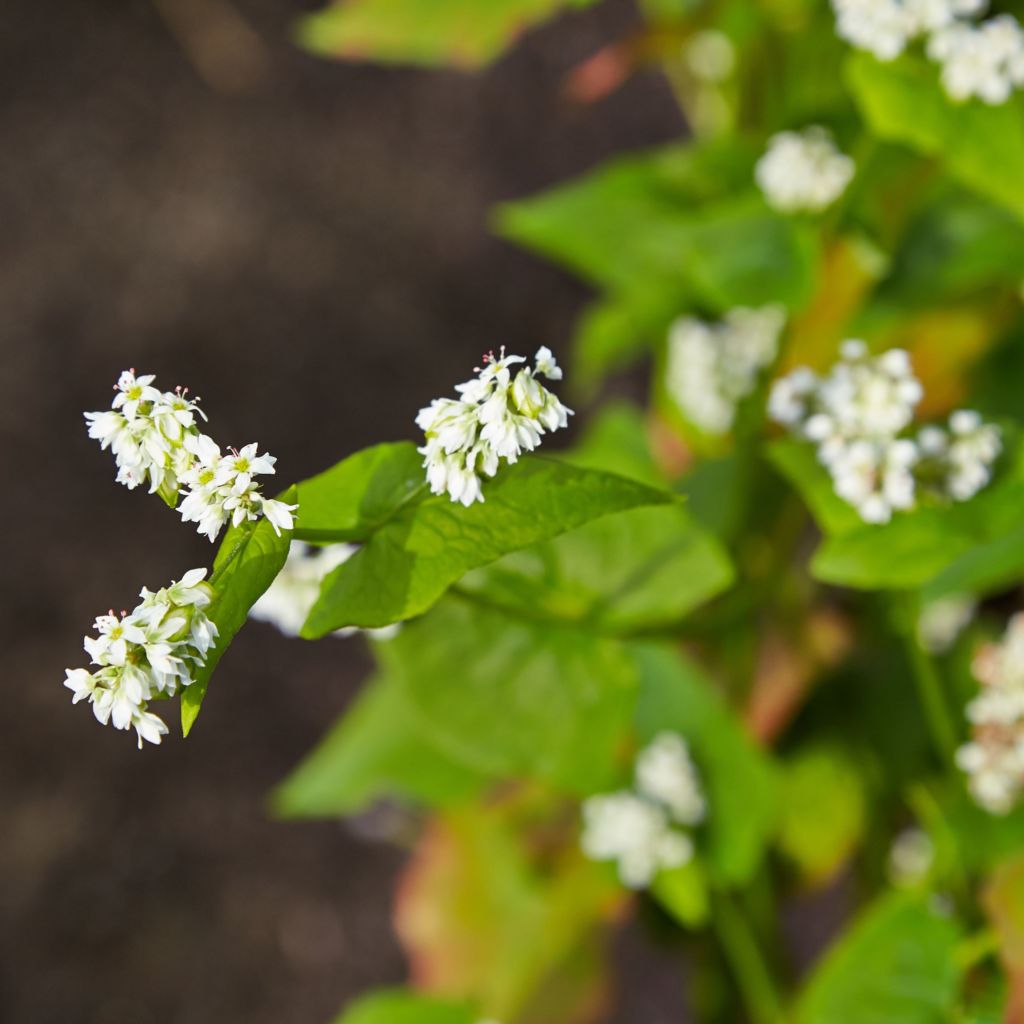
[417,347,572,506]
[756,127,855,214]
[888,827,935,886]
[929,14,1024,104]
[634,732,706,826]
[533,345,563,381]
[917,594,976,653]
[957,614,1024,813]
[684,29,736,82]
[666,306,786,435]
[64,569,219,748]
[581,792,694,889]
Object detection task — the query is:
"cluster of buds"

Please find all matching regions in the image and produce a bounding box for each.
[755,127,855,214]
[85,369,297,541]
[64,570,218,748]
[416,347,571,506]
[770,341,1001,523]
[666,305,786,434]
[957,614,1024,814]
[581,732,706,889]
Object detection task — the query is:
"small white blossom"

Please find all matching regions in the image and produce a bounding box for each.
[86,370,297,542]
[666,306,786,435]
[684,30,736,82]
[917,594,976,653]
[64,569,219,748]
[888,827,935,886]
[417,347,572,506]
[755,127,855,214]
[635,732,706,826]
[957,614,1024,814]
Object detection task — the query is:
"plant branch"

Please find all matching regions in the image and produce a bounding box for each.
[712,892,787,1024]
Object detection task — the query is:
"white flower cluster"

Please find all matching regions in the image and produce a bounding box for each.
[755,127,855,214]
[85,369,297,541]
[581,732,705,889]
[929,15,1024,104]
[249,541,399,640]
[64,569,218,748]
[416,347,572,506]
[832,0,1024,105]
[956,613,1024,814]
[666,305,786,434]
[770,341,1001,524]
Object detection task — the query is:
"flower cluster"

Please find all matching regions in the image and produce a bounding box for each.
[416,347,572,506]
[64,569,218,748]
[956,613,1024,814]
[929,14,1024,104]
[581,732,705,889]
[86,369,297,541]
[755,127,855,214]
[249,541,400,640]
[832,0,1024,105]
[770,341,1001,523]
[666,305,786,434]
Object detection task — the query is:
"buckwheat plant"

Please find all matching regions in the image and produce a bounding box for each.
[65,1,1024,1020]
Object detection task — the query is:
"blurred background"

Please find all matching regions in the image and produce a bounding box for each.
[0,1,708,1020]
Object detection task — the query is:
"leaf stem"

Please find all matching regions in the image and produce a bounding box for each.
[712,891,786,1024]
[899,598,959,764]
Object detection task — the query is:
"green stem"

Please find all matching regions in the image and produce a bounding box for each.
[713,892,786,1024]
[900,602,959,764]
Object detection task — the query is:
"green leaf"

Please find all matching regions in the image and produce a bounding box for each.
[456,504,734,633]
[651,858,710,928]
[767,439,865,536]
[382,598,637,793]
[292,441,425,544]
[632,644,779,885]
[811,440,1024,590]
[394,803,619,1022]
[271,673,490,817]
[297,0,600,69]
[181,490,296,736]
[797,892,961,1024]
[331,990,475,1024]
[881,190,1024,305]
[776,745,866,885]
[495,143,817,311]
[846,51,1024,224]
[302,457,674,633]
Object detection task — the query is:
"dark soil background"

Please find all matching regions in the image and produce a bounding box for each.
[0,1,704,1022]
